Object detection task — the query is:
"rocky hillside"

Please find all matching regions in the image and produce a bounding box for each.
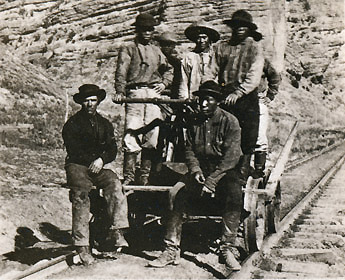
[0,0,344,153]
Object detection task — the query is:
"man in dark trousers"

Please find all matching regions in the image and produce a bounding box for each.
[205,9,264,184]
[62,84,129,265]
[148,81,243,271]
[114,13,173,186]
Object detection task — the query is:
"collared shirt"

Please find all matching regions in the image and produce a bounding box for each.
[206,37,264,96]
[62,110,117,167]
[115,40,174,96]
[179,48,216,99]
[185,107,242,184]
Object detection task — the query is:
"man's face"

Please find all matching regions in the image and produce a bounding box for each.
[82,95,98,116]
[196,33,210,52]
[136,26,154,45]
[199,95,218,117]
[232,26,250,40]
[160,42,176,57]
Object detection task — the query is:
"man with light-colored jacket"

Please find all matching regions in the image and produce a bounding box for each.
[114,13,173,186]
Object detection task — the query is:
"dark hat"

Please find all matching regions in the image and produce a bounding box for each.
[73,84,106,104]
[223,9,257,30]
[155,31,178,44]
[251,30,263,41]
[194,80,223,101]
[184,20,220,43]
[132,13,157,28]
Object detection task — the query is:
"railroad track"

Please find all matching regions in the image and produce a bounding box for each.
[230,153,345,279]
[2,145,345,279]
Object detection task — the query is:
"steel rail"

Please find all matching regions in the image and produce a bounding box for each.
[229,153,345,279]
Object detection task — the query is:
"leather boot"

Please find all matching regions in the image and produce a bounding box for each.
[219,243,241,271]
[107,228,129,249]
[123,152,137,185]
[148,245,180,267]
[238,154,252,186]
[254,151,266,178]
[138,149,152,185]
[76,246,94,266]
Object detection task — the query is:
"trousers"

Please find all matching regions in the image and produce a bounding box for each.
[124,87,163,153]
[255,96,269,153]
[164,170,243,248]
[65,163,129,246]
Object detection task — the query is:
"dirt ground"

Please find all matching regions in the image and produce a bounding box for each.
[1,142,345,278]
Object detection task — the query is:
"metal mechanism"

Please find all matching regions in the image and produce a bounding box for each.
[114,97,299,254]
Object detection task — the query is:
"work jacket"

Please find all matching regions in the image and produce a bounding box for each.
[62,110,117,167]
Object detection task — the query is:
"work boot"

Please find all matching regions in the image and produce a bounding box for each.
[238,154,252,185]
[219,245,241,271]
[148,246,180,268]
[76,246,94,266]
[107,228,129,249]
[254,151,266,178]
[123,152,137,185]
[138,158,151,186]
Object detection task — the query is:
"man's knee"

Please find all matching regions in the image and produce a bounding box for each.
[65,164,93,190]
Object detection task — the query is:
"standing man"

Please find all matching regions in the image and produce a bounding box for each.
[148,81,243,271]
[114,13,173,186]
[179,20,220,100]
[155,31,181,99]
[255,58,281,176]
[206,9,264,184]
[62,84,129,265]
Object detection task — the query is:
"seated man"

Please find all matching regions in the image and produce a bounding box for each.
[62,84,129,265]
[148,81,243,271]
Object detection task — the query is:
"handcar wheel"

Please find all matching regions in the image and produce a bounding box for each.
[243,177,266,253]
[265,181,281,234]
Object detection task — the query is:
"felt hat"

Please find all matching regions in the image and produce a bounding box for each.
[73,84,106,104]
[132,13,157,27]
[223,9,257,30]
[194,80,223,101]
[184,20,220,43]
[155,31,178,44]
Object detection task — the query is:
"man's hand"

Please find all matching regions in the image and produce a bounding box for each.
[152,83,165,94]
[89,158,104,174]
[112,93,123,103]
[194,171,205,184]
[224,92,241,106]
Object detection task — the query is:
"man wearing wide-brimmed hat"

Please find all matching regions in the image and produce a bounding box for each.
[114,13,173,186]
[206,9,264,187]
[178,20,220,100]
[62,84,129,265]
[149,81,243,271]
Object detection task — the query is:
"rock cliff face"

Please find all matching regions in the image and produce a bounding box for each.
[0,0,286,94]
[0,0,344,152]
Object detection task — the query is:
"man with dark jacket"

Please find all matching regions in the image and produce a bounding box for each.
[205,9,264,184]
[148,81,243,271]
[114,13,174,186]
[62,84,129,265]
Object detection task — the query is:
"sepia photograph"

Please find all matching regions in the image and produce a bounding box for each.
[0,0,344,279]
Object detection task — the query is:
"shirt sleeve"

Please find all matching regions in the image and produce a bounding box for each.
[99,120,118,164]
[115,44,132,96]
[158,48,174,88]
[207,116,242,184]
[236,42,264,96]
[265,60,281,92]
[185,126,202,175]
[178,55,191,99]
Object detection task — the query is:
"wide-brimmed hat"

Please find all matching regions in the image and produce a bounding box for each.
[223,9,257,30]
[132,13,157,28]
[184,20,220,43]
[194,80,223,101]
[73,84,106,104]
[155,31,178,44]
